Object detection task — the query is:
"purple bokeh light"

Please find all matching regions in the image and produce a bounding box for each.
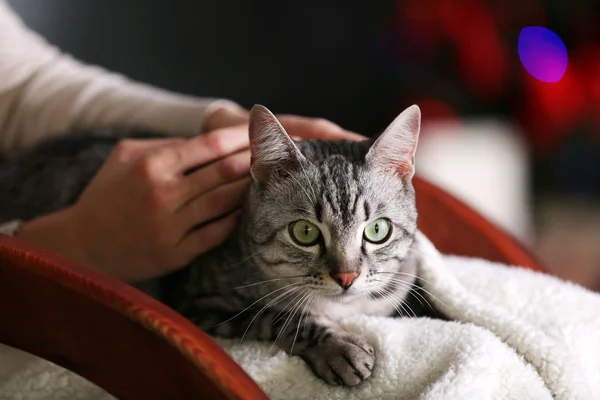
[518,26,568,83]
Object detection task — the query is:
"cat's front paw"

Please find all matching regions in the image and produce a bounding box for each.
[300,333,375,387]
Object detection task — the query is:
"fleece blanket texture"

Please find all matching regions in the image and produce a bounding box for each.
[1,232,599,400]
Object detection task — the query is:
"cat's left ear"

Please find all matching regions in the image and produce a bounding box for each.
[248,104,307,184]
[366,104,421,180]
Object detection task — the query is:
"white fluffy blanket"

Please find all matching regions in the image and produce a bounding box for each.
[2,232,599,399]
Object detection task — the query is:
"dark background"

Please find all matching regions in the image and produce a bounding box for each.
[8,0,398,136]
[9,0,600,199]
[7,0,600,287]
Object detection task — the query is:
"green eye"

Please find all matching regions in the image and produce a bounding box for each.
[363,218,392,244]
[289,220,321,246]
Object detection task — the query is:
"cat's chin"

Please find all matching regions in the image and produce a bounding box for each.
[325,290,362,304]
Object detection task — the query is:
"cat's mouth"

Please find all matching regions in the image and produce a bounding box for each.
[325,288,363,303]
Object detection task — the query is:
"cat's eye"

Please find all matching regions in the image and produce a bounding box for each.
[363,218,392,244]
[289,220,321,246]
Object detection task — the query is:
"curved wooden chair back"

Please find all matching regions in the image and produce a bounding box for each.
[413,177,544,272]
[0,176,546,400]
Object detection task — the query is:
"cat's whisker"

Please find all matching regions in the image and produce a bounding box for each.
[277,290,311,348]
[409,286,449,310]
[408,289,426,308]
[375,271,434,285]
[281,290,311,336]
[372,276,425,308]
[232,250,264,266]
[375,276,449,309]
[290,291,316,355]
[271,289,308,326]
[234,274,311,290]
[383,276,446,308]
[300,293,319,334]
[212,251,266,291]
[211,281,304,327]
[302,293,318,332]
[370,278,419,318]
[407,247,423,256]
[391,291,418,318]
[407,287,434,311]
[271,289,311,354]
[381,284,417,318]
[239,286,302,343]
[371,287,405,317]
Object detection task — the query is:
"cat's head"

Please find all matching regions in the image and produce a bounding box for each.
[243,105,420,307]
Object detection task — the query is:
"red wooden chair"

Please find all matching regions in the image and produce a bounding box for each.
[0,176,546,400]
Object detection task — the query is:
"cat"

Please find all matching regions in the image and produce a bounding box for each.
[0,104,428,387]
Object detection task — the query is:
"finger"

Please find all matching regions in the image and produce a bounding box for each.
[318,130,367,141]
[183,150,251,198]
[278,115,366,142]
[177,177,251,231]
[177,210,242,260]
[290,130,366,142]
[162,125,250,175]
[110,138,187,163]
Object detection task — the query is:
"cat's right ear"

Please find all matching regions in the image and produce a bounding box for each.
[366,104,421,181]
[249,105,307,184]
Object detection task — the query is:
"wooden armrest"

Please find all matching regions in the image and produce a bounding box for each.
[0,235,268,400]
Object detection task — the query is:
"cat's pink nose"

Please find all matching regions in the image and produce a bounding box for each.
[331,272,359,289]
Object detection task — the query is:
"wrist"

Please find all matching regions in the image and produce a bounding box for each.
[0,219,23,236]
[204,101,250,132]
[16,207,88,265]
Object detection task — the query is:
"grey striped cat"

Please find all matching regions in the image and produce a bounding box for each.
[0,104,426,387]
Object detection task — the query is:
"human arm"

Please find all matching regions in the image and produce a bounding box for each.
[7,116,364,282]
[0,1,244,152]
[0,2,365,281]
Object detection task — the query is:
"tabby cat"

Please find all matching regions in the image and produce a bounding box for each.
[0,104,426,386]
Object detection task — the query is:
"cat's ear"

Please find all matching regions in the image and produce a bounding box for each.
[249,104,307,184]
[366,104,421,180]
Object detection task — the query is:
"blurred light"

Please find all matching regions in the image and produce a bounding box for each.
[519,67,586,152]
[399,0,445,41]
[439,0,508,100]
[518,26,568,83]
[493,0,546,36]
[416,99,460,126]
[574,44,600,104]
[571,44,600,139]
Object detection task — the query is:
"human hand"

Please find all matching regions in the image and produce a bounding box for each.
[206,104,367,142]
[18,128,252,282]
[18,106,364,282]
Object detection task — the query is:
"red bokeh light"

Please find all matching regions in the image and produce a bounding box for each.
[393,0,599,153]
[415,99,461,126]
[519,66,587,152]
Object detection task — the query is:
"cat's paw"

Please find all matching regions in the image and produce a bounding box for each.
[300,333,375,387]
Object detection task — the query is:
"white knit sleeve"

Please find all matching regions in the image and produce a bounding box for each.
[0,220,23,236]
[0,1,244,152]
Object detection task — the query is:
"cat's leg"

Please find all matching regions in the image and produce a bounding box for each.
[293,316,375,387]
[196,307,375,387]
